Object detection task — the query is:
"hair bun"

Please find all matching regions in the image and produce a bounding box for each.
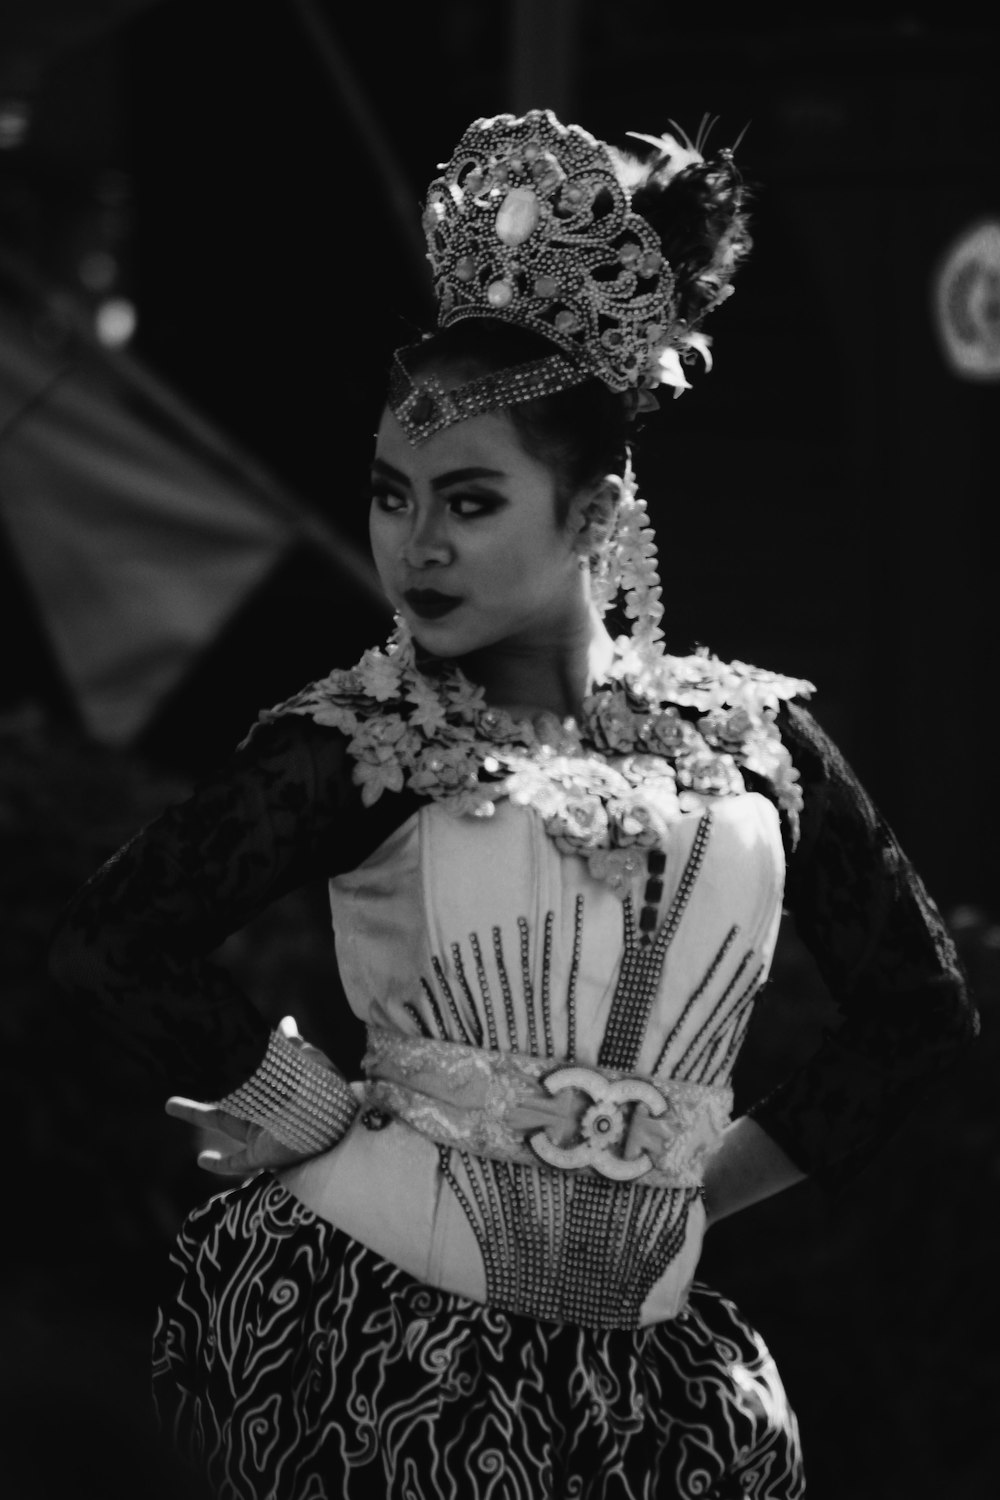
[617,127,752,329]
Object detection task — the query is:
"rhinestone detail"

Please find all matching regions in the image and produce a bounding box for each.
[213,1029,358,1154]
[440,1147,696,1328]
[599,813,713,1072]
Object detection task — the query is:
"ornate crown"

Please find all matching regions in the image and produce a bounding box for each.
[421,109,716,396]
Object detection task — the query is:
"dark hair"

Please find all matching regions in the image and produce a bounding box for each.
[615,139,752,327]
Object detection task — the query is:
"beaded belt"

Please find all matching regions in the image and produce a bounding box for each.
[361,1027,731,1190]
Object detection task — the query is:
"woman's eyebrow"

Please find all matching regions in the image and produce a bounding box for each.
[371,458,408,486]
[432,466,506,489]
[371,460,507,489]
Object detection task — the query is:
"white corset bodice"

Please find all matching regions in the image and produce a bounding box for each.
[281,790,784,1328]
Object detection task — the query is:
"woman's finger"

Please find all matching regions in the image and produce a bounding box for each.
[165,1096,252,1140]
[197,1147,255,1177]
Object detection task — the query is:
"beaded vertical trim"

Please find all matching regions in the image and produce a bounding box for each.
[702,966,763,1085]
[403,1001,433,1038]
[468,932,499,1051]
[565,894,584,1064]
[518,916,539,1056]
[492,926,520,1047]
[410,886,704,1326]
[412,901,585,1060]
[212,1029,358,1155]
[450,942,486,1046]
[652,924,740,1075]
[416,980,448,1040]
[439,1147,695,1328]
[540,911,556,1057]
[429,956,475,1045]
[599,813,713,1072]
[674,960,765,1086]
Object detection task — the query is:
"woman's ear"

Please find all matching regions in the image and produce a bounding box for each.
[570,474,624,554]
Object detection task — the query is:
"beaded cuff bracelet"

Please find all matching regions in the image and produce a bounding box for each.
[213,1029,358,1155]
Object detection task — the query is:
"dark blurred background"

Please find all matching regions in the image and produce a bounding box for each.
[1,4,997,1497]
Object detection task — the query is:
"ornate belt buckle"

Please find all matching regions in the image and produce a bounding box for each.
[528,1065,668,1181]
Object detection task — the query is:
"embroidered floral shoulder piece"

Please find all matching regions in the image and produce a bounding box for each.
[246,626,814,893]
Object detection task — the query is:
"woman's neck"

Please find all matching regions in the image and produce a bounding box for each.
[458,609,615,723]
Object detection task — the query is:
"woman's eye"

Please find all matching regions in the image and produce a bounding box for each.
[450,494,500,518]
[372,489,407,513]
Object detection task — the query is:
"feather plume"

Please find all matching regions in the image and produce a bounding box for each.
[628,137,752,328]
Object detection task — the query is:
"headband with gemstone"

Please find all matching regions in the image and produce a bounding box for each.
[387,344,590,446]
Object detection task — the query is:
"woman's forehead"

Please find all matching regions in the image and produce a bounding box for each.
[374,405,541,477]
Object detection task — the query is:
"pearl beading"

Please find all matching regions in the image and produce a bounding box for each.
[493,925,520,1048]
[599,812,713,1072]
[431,954,475,1045]
[468,932,498,1050]
[652,922,740,1075]
[381,840,778,1325]
[388,347,589,446]
[413,903,585,1061]
[450,941,486,1046]
[704,965,764,1084]
[440,1147,695,1328]
[518,915,539,1055]
[565,894,584,1063]
[674,957,765,1086]
[213,1029,358,1154]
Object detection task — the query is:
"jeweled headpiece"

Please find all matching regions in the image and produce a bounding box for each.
[389,108,747,444]
[425,109,676,393]
[387,347,585,447]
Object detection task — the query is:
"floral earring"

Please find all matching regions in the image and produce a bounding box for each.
[589,465,665,663]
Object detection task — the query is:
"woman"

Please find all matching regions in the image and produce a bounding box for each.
[51,109,974,1499]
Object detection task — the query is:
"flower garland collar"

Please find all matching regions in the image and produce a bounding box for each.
[251,624,814,894]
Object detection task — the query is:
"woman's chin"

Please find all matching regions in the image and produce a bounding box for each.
[404,612,475,658]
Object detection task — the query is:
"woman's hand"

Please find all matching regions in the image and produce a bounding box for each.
[165,1015,351,1177]
[164,1096,315,1177]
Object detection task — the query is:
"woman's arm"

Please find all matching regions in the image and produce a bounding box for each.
[744,701,977,1191]
[702,1116,806,1226]
[49,713,422,1110]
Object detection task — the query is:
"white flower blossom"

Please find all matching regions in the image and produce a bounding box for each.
[355,758,405,805]
[310,703,359,735]
[547,794,610,850]
[586,846,647,895]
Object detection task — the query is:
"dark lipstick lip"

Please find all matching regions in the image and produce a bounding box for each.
[403,589,462,620]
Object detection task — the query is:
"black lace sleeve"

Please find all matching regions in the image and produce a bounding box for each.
[49,715,423,1100]
[746,701,978,1189]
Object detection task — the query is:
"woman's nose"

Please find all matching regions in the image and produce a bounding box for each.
[403,509,452,568]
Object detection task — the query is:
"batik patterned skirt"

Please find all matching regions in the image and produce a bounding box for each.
[152,1175,804,1500]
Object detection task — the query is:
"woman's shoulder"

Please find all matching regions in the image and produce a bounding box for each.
[637,644,815,717]
[240,641,416,747]
[237,636,485,810]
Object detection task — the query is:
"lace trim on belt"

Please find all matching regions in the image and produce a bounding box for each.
[362,1026,731,1189]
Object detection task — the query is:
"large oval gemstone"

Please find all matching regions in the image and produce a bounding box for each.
[495,186,540,246]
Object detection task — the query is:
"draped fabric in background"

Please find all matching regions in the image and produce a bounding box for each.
[0,300,290,744]
[0,291,384,753]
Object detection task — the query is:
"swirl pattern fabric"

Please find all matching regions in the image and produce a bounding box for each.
[154,1176,803,1500]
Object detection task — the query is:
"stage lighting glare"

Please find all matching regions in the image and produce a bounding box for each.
[96,298,137,348]
[0,101,31,150]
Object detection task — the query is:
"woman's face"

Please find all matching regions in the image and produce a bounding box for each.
[370,404,587,659]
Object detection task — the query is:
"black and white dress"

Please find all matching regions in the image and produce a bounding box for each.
[53,639,974,1499]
